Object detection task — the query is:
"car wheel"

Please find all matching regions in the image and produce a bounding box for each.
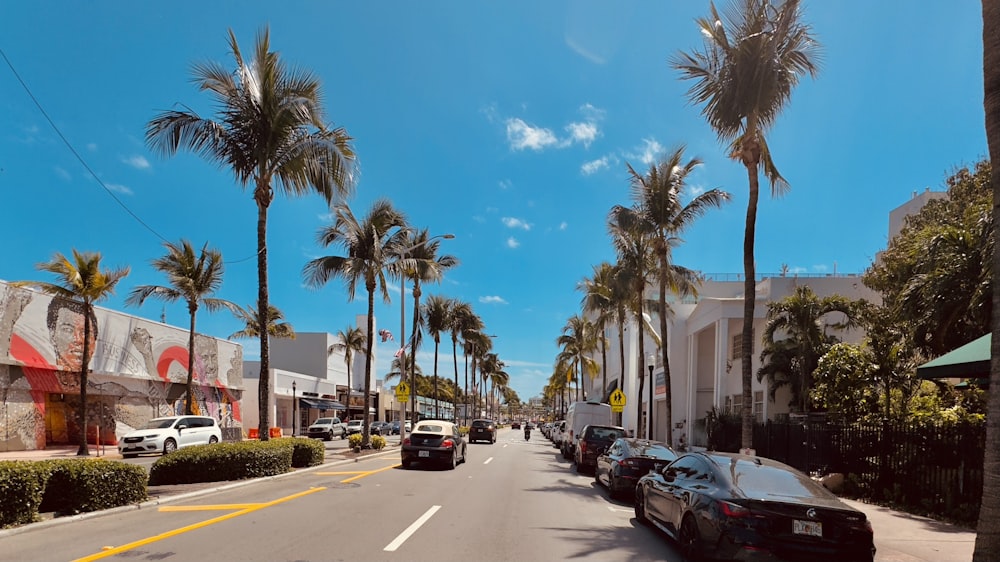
[634,488,649,524]
[461,445,467,464]
[163,438,177,455]
[209,436,219,444]
[450,451,457,470]
[341,432,347,440]
[679,514,703,561]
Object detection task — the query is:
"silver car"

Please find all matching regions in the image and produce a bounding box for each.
[118,415,222,458]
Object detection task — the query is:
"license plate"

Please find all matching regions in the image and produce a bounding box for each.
[419,450,429,457]
[793,519,822,537]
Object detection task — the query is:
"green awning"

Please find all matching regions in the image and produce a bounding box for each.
[299,398,346,411]
[916,334,990,380]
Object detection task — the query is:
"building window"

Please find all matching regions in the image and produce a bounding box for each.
[731,331,755,360]
[753,391,764,422]
[724,396,733,414]
[732,394,743,413]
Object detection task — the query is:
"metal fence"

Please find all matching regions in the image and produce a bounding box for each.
[709,419,984,523]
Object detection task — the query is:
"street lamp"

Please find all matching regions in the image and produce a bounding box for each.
[647,354,655,440]
[292,381,297,437]
[399,233,454,441]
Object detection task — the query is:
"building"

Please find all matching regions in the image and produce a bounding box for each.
[0,280,244,451]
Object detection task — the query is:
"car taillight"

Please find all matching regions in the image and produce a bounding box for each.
[442,439,455,449]
[403,437,411,446]
[618,458,636,468]
[580,441,587,454]
[719,500,751,518]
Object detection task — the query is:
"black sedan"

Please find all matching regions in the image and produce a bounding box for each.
[401,420,467,470]
[468,419,497,444]
[595,438,677,500]
[635,451,875,562]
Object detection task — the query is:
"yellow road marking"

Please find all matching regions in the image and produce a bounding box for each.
[158,504,262,511]
[315,471,368,475]
[340,463,400,483]
[72,487,325,562]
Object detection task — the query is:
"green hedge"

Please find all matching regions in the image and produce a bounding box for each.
[39,459,147,515]
[148,439,301,485]
[288,437,325,467]
[0,461,48,528]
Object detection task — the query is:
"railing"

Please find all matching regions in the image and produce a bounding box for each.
[700,272,863,282]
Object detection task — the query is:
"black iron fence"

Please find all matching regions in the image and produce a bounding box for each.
[708,419,984,524]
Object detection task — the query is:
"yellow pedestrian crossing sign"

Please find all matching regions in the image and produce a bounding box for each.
[395,381,410,401]
[609,389,626,412]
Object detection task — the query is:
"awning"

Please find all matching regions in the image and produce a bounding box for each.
[917,334,990,380]
[299,398,346,410]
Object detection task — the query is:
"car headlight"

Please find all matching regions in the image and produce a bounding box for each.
[145,434,159,440]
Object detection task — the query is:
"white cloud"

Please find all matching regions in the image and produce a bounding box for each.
[506,237,520,248]
[54,166,71,181]
[637,138,663,165]
[565,121,598,148]
[124,155,150,170]
[502,217,532,230]
[472,215,487,223]
[479,295,508,305]
[506,118,558,151]
[812,264,829,272]
[106,183,133,195]
[581,156,610,175]
[498,179,512,190]
[559,221,568,230]
[580,103,606,121]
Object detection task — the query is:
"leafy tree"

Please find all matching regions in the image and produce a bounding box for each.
[127,240,238,415]
[328,325,366,419]
[674,0,820,450]
[303,200,407,448]
[226,304,296,341]
[147,27,357,440]
[810,343,879,423]
[13,250,129,455]
[864,161,992,358]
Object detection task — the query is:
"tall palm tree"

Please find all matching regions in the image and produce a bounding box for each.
[975,3,999,552]
[422,294,452,419]
[557,315,599,402]
[226,304,296,341]
[328,325,366,420]
[126,240,238,415]
[147,27,357,441]
[627,147,730,443]
[448,300,478,422]
[674,0,820,450]
[303,200,407,448]
[463,328,491,423]
[759,285,859,413]
[579,263,615,400]
[395,229,458,423]
[13,250,129,456]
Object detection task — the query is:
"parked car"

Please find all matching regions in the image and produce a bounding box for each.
[401,420,467,469]
[469,419,497,444]
[562,401,612,460]
[574,424,626,474]
[635,451,876,562]
[389,420,401,435]
[511,421,521,429]
[595,438,677,500]
[306,417,346,441]
[118,415,222,458]
[551,420,566,449]
[370,421,391,436]
[345,419,364,435]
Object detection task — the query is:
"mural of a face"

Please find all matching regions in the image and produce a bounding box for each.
[50,305,96,372]
[194,335,219,383]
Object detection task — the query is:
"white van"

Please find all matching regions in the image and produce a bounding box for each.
[562,401,612,460]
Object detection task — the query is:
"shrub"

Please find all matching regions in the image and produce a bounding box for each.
[149,440,292,485]
[0,461,48,528]
[39,459,147,514]
[348,433,363,449]
[371,435,386,450]
[288,437,325,467]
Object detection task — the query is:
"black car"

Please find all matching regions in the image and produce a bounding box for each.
[469,419,497,444]
[401,420,467,470]
[511,421,521,429]
[573,424,626,474]
[635,451,875,562]
[595,438,677,500]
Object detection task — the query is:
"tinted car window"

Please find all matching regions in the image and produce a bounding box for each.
[471,420,493,428]
[633,443,677,460]
[667,456,704,479]
[731,461,832,499]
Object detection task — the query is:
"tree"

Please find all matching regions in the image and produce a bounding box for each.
[626,146,729,443]
[975,1,1000,557]
[147,27,357,441]
[758,285,860,413]
[556,315,598,402]
[422,294,452,419]
[329,325,366,420]
[809,343,879,423]
[13,250,129,455]
[448,300,479,423]
[303,200,407,448]
[126,240,238,416]
[674,0,821,449]
[226,304,296,341]
[579,263,615,400]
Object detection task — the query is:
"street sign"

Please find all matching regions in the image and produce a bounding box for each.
[609,389,626,412]
[395,381,410,402]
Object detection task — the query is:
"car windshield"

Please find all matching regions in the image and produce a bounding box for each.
[416,424,444,433]
[471,420,492,427]
[314,418,333,425]
[144,418,178,429]
[348,421,362,426]
[731,461,832,499]
[633,443,677,460]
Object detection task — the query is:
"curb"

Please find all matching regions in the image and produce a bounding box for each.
[0,447,401,539]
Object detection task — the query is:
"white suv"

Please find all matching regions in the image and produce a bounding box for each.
[345,419,365,435]
[118,415,222,458]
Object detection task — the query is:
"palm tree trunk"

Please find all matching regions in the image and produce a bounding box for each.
[256,198,272,442]
[636,309,646,440]
[433,338,440,419]
[361,285,376,448]
[409,283,420,423]
[658,256,672,445]
[76,305,93,456]
[601,330,608,402]
[185,308,197,415]
[974,1,1000,556]
[452,338,460,423]
[617,315,626,426]
[740,152,761,452]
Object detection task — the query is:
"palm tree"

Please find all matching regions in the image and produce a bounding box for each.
[147,27,357,441]
[422,294,452,419]
[673,0,821,450]
[556,315,599,402]
[126,240,238,415]
[13,250,129,455]
[626,147,730,443]
[463,328,492,424]
[329,325,366,420]
[978,3,1000,555]
[226,304,296,341]
[395,229,458,424]
[448,300,478,422]
[759,285,859,413]
[303,200,406,448]
[579,263,615,400]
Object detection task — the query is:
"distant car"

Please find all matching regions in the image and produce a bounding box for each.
[511,421,521,430]
[635,451,876,562]
[370,421,391,436]
[595,438,677,500]
[345,419,364,435]
[574,424,626,474]
[118,415,222,458]
[307,417,346,441]
[469,419,497,444]
[401,420,467,469]
[389,420,401,435]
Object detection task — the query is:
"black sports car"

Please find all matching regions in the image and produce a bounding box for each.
[595,438,677,500]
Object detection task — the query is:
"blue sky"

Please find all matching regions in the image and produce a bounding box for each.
[0,2,987,401]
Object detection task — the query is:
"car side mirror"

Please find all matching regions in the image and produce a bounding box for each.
[653,463,664,473]
[177,425,187,431]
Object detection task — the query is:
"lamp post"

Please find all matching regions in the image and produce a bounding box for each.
[399,233,454,442]
[292,381,297,437]
[647,355,655,440]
